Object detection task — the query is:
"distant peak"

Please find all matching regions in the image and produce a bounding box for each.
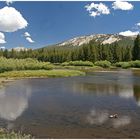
[57,34,135,47]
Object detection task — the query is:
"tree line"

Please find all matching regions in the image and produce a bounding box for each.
[0,35,140,63]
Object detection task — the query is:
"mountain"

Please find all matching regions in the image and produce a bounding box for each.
[38,34,137,52]
[12,47,31,52]
[56,34,136,47]
[34,33,138,63]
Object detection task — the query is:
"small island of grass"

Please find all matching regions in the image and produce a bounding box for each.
[0,128,32,139]
[0,69,85,78]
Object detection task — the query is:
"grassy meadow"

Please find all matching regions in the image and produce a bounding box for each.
[0,58,140,79]
[0,128,32,139]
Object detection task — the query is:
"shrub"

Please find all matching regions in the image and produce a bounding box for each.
[0,128,32,139]
[121,62,131,69]
[115,60,140,69]
[61,61,94,67]
[0,57,53,73]
[130,60,140,68]
[94,60,111,68]
[115,62,124,67]
[61,62,69,66]
[115,62,131,69]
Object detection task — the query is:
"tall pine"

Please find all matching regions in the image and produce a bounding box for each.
[133,34,140,60]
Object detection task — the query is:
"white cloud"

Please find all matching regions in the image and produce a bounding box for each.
[0,6,28,32]
[0,32,6,44]
[6,0,13,6]
[24,32,35,43]
[24,32,31,37]
[136,23,140,27]
[112,1,133,11]
[0,46,5,50]
[85,2,110,17]
[119,30,139,36]
[26,37,34,43]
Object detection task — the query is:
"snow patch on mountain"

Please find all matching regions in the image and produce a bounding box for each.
[58,35,96,46]
[102,36,120,44]
[58,34,123,47]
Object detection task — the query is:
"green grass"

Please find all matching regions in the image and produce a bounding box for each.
[63,65,103,71]
[94,60,111,68]
[61,60,94,67]
[0,57,53,73]
[0,128,32,139]
[0,69,85,78]
[115,60,140,69]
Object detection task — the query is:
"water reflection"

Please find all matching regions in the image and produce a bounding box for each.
[72,70,140,106]
[86,109,108,125]
[117,70,134,99]
[86,109,131,128]
[0,72,139,138]
[112,115,131,128]
[0,81,31,121]
[133,86,140,106]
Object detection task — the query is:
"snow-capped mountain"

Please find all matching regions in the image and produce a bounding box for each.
[12,47,31,52]
[57,34,136,47]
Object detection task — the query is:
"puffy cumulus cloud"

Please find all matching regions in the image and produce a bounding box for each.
[6,0,13,5]
[112,1,134,11]
[26,37,34,43]
[0,6,28,32]
[0,46,5,50]
[24,32,35,43]
[24,32,31,37]
[0,32,6,44]
[24,32,34,43]
[85,2,110,17]
[119,30,139,36]
[136,23,140,27]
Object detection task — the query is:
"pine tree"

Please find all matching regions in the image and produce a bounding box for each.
[133,34,140,60]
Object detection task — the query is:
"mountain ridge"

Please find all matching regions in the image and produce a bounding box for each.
[42,34,136,50]
[57,34,136,47]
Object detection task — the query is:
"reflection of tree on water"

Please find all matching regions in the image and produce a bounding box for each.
[84,70,140,128]
[73,70,140,106]
[74,82,134,98]
[133,85,140,106]
[0,80,31,127]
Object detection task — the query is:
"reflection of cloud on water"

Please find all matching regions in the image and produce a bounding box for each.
[118,85,133,99]
[0,81,31,121]
[86,109,131,128]
[112,116,131,128]
[7,122,15,130]
[87,109,108,125]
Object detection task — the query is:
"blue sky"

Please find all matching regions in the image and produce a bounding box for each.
[0,1,140,49]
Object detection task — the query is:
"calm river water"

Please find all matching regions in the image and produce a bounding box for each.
[0,70,140,138]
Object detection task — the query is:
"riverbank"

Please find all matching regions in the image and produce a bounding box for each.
[0,128,32,139]
[0,69,85,78]
[1,67,140,80]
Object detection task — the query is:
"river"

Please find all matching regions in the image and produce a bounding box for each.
[0,69,140,138]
